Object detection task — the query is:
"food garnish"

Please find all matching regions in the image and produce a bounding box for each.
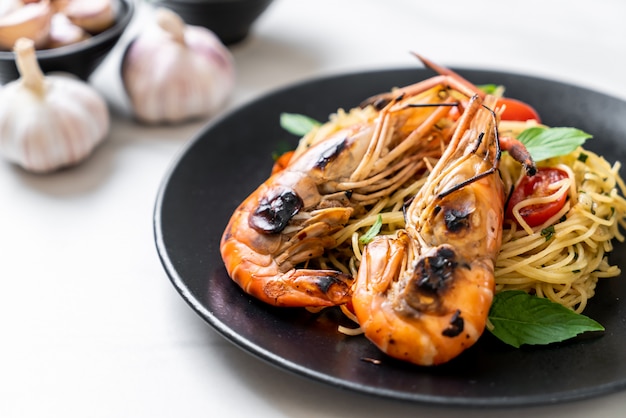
[280,112,321,136]
[358,215,382,244]
[517,126,592,162]
[487,291,604,348]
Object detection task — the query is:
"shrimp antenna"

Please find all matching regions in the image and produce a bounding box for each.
[405,102,460,108]
[411,52,485,99]
[411,52,456,77]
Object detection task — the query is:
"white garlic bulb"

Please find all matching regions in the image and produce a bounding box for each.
[0,38,110,173]
[121,8,235,124]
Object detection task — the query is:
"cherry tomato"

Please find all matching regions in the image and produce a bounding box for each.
[271,150,295,175]
[497,97,541,122]
[444,96,540,124]
[506,167,568,227]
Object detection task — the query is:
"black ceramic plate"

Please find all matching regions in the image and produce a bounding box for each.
[154,68,626,407]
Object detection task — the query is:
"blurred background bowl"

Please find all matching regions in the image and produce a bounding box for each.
[0,0,135,85]
[150,0,274,45]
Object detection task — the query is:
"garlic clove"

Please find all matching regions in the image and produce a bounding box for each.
[0,1,24,19]
[49,12,90,48]
[0,0,53,50]
[0,38,110,173]
[121,8,235,124]
[61,0,116,34]
[50,0,71,14]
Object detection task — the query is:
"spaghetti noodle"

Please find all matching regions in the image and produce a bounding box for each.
[496,147,626,312]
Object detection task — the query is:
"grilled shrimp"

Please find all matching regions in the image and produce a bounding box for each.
[220,74,483,308]
[352,93,533,365]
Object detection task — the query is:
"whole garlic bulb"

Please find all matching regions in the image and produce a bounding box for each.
[121,8,235,124]
[0,38,110,173]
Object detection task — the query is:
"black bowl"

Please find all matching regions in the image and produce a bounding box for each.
[0,0,135,85]
[151,0,274,45]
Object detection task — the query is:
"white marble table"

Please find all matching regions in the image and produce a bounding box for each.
[2,1,626,416]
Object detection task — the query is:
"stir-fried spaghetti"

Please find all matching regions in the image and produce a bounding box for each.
[299,107,626,314]
[497,147,626,312]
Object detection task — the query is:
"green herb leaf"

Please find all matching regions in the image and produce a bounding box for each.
[488,290,604,348]
[271,140,294,161]
[359,215,383,244]
[540,225,555,241]
[477,84,503,95]
[517,127,592,162]
[280,113,321,136]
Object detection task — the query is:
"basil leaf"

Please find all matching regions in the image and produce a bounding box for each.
[477,84,503,95]
[271,140,293,161]
[359,215,383,244]
[517,127,592,162]
[488,290,604,348]
[541,225,555,241]
[280,113,321,136]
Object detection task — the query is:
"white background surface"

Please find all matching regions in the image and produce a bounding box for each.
[2,0,626,416]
